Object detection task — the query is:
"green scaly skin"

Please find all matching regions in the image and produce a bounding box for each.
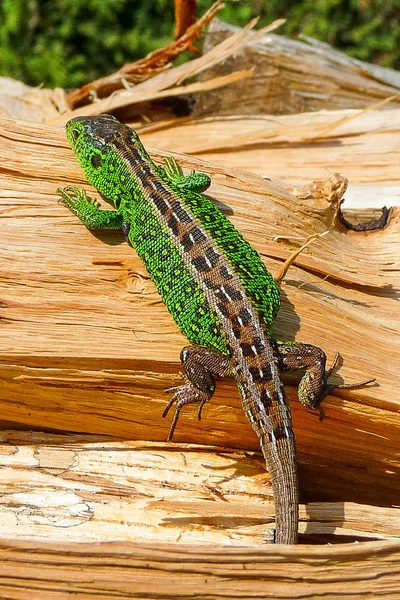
[60,123,280,350]
[59,115,374,544]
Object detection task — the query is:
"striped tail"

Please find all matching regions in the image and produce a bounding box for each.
[261,431,298,544]
[240,374,299,544]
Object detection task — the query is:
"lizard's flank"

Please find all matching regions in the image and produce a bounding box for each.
[59,114,374,544]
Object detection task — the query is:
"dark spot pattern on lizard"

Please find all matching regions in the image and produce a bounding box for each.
[152,193,170,215]
[232,308,252,327]
[270,424,289,442]
[191,255,214,272]
[248,365,273,382]
[168,214,180,236]
[260,389,272,409]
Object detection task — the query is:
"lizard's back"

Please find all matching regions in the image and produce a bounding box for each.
[115,135,281,353]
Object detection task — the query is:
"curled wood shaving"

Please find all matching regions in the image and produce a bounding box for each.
[51,17,257,125]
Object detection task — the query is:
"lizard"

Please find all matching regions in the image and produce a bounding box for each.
[58,114,374,544]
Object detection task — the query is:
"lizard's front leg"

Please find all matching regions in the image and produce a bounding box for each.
[163,345,234,441]
[158,156,211,193]
[58,186,124,229]
[275,341,375,413]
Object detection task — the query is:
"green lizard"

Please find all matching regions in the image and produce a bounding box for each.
[59,114,373,544]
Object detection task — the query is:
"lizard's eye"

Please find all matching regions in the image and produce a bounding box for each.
[71,129,79,141]
[91,154,102,169]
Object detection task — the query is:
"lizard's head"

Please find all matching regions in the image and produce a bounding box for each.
[65,114,145,208]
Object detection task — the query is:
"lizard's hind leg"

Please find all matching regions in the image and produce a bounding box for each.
[275,341,375,415]
[163,345,234,441]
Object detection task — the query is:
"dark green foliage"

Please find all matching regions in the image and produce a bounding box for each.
[0,0,174,88]
[208,0,400,69]
[1,0,399,89]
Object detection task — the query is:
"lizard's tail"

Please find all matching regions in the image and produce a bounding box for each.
[241,380,299,544]
[262,435,299,544]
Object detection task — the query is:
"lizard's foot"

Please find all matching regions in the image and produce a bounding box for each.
[318,352,376,412]
[275,342,376,416]
[162,345,234,442]
[57,186,123,229]
[58,185,97,208]
[158,156,211,193]
[163,382,213,442]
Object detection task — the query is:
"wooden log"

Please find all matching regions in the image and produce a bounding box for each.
[1,431,398,546]
[194,19,400,117]
[5,16,400,128]
[0,430,399,598]
[0,431,278,546]
[139,106,400,208]
[0,537,399,599]
[0,117,398,514]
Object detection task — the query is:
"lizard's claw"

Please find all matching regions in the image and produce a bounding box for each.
[162,382,211,442]
[164,371,187,394]
[315,353,376,416]
[58,186,98,208]
[325,352,376,395]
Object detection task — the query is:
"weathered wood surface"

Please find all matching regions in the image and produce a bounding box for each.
[0,430,399,598]
[0,537,399,600]
[0,116,399,514]
[2,430,398,545]
[194,19,400,117]
[139,106,400,207]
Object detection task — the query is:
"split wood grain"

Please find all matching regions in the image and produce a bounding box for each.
[139,106,400,206]
[0,537,399,599]
[194,19,400,117]
[0,425,399,598]
[2,431,397,546]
